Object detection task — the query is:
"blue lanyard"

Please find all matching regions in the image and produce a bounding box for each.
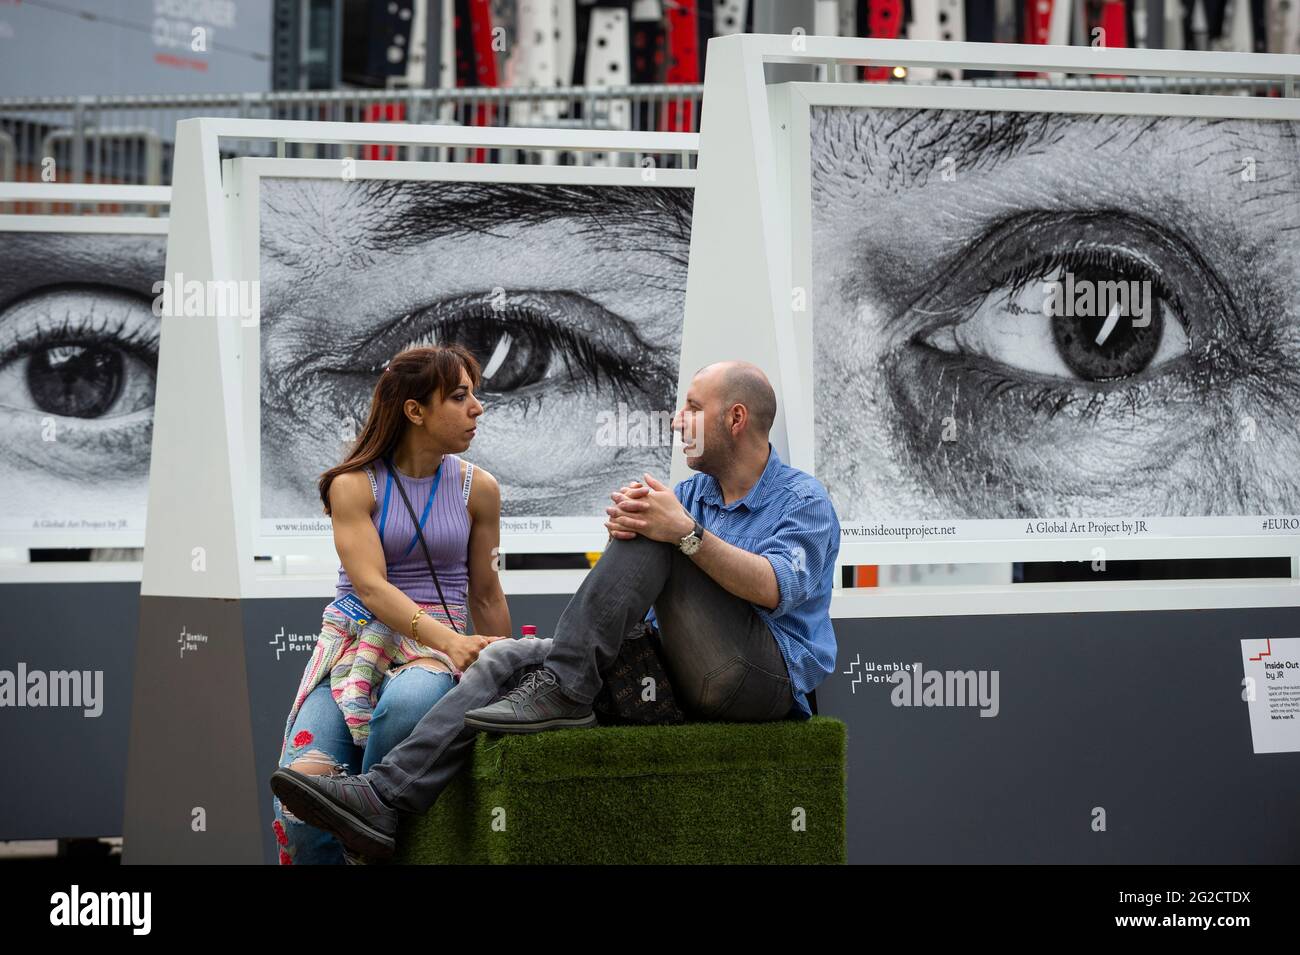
[377,459,442,558]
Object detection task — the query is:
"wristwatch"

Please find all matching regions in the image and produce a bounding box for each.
[678,520,704,556]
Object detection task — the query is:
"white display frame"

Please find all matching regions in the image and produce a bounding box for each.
[677,35,1300,615]
[143,119,698,600]
[0,216,168,235]
[228,156,697,563]
[781,80,1300,566]
[0,183,169,550]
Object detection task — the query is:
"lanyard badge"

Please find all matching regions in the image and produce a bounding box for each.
[329,592,373,626]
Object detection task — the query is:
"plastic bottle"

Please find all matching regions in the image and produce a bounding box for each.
[520,625,538,638]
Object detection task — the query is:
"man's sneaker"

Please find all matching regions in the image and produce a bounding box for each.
[463,668,597,734]
[270,769,398,863]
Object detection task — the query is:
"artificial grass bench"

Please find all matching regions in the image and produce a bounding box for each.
[394,716,846,865]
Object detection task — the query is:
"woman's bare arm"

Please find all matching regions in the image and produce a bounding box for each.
[465,466,512,637]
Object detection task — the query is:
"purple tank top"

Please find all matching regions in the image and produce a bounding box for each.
[335,454,473,607]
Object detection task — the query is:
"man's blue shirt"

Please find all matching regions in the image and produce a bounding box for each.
[646,445,841,717]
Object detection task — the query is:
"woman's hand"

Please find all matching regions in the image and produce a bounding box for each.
[440,633,507,671]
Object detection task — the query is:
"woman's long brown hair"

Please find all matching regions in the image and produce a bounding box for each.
[318,345,482,516]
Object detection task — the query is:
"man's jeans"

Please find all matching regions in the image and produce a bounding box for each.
[368,535,794,815]
[547,534,794,720]
[368,635,552,814]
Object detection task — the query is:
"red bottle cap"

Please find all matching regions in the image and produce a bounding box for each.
[520,625,537,637]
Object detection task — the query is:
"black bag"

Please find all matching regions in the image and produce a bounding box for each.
[593,622,687,725]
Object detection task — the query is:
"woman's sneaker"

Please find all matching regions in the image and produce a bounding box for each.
[270,769,398,862]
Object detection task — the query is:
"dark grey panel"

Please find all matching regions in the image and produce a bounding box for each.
[86,583,1300,864]
[820,607,1300,863]
[0,582,139,840]
[121,596,263,864]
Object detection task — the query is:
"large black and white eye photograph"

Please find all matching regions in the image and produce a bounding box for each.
[0,228,164,539]
[257,177,692,528]
[809,105,1300,530]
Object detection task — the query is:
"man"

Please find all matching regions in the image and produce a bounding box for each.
[271,361,841,861]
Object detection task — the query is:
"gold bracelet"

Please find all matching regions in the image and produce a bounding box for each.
[411,608,427,641]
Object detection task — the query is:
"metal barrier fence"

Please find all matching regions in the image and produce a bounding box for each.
[0,84,707,186]
[0,75,1287,187]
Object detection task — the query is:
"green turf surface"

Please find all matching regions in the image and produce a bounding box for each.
[395,717,846,864]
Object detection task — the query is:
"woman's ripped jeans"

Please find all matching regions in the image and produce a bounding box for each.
[272,665,454,865]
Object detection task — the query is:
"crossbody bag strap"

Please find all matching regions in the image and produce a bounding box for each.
[383,455,462,635]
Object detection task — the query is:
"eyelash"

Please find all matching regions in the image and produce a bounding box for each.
[957,359,1169,421]
[0,304,159,371]
[989,246,1181,324]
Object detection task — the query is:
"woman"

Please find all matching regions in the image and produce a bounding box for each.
[272,345,511,864]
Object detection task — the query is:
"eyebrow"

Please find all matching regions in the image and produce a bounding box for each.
[369,180,693,249]
[262,179,693,275]
[810,107,1238,190]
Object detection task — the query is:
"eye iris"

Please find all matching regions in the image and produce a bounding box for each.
[447,322,548,393]
[26,344,125,418]
[1049,267,1163,381]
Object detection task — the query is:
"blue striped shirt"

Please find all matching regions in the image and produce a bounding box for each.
[647,445,841,717]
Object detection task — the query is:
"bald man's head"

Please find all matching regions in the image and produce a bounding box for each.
[696,361,777,438]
